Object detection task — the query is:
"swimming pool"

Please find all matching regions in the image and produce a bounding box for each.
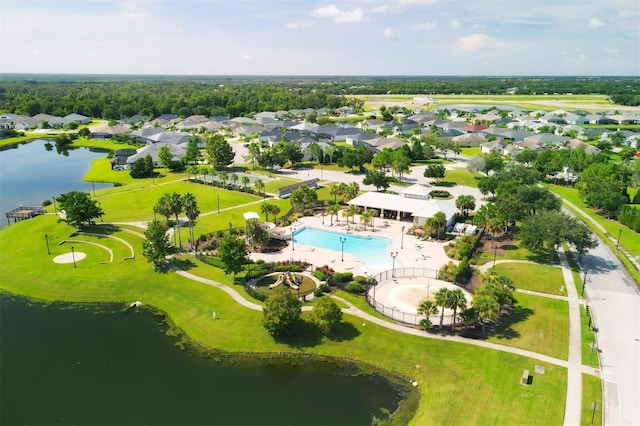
[292,227,392,270]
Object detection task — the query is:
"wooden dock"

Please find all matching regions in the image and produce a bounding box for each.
[5,206,45,226]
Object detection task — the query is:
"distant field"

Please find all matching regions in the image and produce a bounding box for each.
[360,94,638,113]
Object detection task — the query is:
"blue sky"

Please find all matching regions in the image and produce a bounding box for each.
[1,0,638,75]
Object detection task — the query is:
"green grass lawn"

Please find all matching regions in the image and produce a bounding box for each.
[580,305,600,368]
[461,147,482,156]
[494,263,566,295]
[97,181,260,223]
[0,215,567,425]
[581,374,603,426]
[443,167,478,188]
[488,292,569,360]
[333,290,395,323]
[545,184,640,284]
[476,238,559,266]
[545,184,639,258]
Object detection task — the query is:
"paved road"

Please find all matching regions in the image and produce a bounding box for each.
[579,239,640,426]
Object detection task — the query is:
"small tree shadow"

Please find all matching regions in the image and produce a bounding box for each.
[525,249,559,264]
[273,320,323,349]
[326,321,360,342]
[173,258,196,271]
[489,304,534,340]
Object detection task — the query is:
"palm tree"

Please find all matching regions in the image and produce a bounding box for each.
[254,179,265,199]
[345,205,359,224]
[427,212,447,240]
[199,166,209,185]
[330,184,341,204]
[417,299,439,331]
[167,192,184,248]
[360,210,370,230]
[218,171,228,188]
[447,288,467,331]
[183,192,200,250]
[260,202,273,222]
[186,165,198,182]
[327,203,340,225]
[472,293,499,332]
[230,173,239,189]
[434,287,451,330]
[271,204,281,224]
[338,182,349,202]
[241,175,250,190]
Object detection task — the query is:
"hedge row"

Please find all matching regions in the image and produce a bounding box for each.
[618,205,640,232]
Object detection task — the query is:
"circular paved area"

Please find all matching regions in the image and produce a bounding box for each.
[375,276,473,316]
[53,252,87,264]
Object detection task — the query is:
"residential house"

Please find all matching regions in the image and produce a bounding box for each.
[126,143,186,168]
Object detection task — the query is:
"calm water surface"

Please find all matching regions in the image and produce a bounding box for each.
[0,139,110,227]
[0,294,405,425]
[0,140,410,425]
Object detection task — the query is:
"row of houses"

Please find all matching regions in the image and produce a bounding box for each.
[0,113,91,130]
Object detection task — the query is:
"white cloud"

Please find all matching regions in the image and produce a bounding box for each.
[397,0,439,5]
[449,19,460,29]
[312,5,364,23]
[605,47,619,54]
[589,17,604,28]
[286,22,312,29]
[371,6,388,13]
[242,55,252,61]
[383,27,394,38]
[455,33,514,52]
[414,22,437,30]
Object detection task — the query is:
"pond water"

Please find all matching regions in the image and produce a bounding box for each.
[0,295,404,425]
[0,140,411,425]
[0,139,110,228]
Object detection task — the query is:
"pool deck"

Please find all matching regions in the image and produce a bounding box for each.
[249,213,453,277]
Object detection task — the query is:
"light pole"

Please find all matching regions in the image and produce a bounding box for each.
[401,225,405,249]
[98,201,103,222]
[71,246,77,268]
[45,234,50,255]
[217,194,220,213]
[92,181,96,197]
[616,229,622,250]
[339,236,346,262]
[581,271,588,297]
[290,227,296,251]
[390,251,398,277]
[52,196,57,214]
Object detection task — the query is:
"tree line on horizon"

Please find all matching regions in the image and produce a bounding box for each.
[0,76,637,120]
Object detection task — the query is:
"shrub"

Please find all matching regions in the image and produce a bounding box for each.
[333,272,353,283]
[438,261,457,282]
[312,269,328,281]
[347,282,364,293]
[354,275,369,285]
[430,190,451,199]
[274,264,303,272]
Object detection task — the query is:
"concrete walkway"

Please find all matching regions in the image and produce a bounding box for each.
[168,262,602,377]
[557,247,583,426]
[478,254,586,424]
[562,197,640,271]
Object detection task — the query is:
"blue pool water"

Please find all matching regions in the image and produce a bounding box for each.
[293,227,392,270]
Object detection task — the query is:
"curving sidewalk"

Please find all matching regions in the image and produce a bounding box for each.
[169,263,600,379]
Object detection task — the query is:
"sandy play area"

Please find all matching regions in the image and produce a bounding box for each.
[53,252,87,264]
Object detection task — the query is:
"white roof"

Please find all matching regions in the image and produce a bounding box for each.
[412,200,458,221]
[403,184,431,197]
[348,192,429,213]
[243,212,260,221]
